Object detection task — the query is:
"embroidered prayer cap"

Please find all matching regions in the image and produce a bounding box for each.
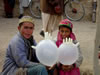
[19,16,34,25]
[59,19,73,29]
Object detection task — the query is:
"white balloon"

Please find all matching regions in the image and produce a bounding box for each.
[36,40,58,66]
[58,43,79,65]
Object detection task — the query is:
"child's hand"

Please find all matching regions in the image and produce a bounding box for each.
[61,65,74,72]
[46,64,56,70]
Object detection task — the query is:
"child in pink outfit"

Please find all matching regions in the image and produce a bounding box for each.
[54,19,83,75]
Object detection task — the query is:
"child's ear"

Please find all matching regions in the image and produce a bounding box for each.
[18,26,21,30]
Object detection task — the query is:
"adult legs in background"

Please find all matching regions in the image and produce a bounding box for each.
[19,0,24,18]
[40,12,62,37]
[3,0,15,18]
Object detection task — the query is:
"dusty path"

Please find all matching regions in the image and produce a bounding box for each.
[0,17,96,74]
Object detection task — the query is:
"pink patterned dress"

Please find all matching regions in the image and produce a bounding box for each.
[56,32,80,75]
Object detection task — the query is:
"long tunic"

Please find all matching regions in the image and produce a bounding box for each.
[1,32,47,75]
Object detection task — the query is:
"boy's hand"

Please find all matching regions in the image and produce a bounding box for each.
[46,64,56,70]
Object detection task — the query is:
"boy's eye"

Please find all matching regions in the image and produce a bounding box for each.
[29,27,33,29]
[24,26,33,29]
[24,26,28,29]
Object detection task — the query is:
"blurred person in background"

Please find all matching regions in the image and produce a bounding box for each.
[40,0,64,37]
[18,0,29,18]
[3,0,15,18]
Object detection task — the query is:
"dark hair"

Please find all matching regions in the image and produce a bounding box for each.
[59,25,72,32]
[19,22,24,27]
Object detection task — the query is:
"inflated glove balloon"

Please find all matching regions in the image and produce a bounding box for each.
[58,38,79,65]
[31,32,58,66]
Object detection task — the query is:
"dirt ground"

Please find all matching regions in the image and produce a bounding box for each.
[0,16,96,74]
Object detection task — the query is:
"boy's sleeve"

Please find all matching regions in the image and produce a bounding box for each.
[74,40,83,67]
[10,39,38,68]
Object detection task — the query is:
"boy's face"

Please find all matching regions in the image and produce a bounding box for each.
[59,26,71,39]
[18,22,34,39]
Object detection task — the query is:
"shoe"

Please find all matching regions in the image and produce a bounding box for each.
[18,14,23,19]
[5,14,13,18]
[7,15,13,18]
[40,30,44,37]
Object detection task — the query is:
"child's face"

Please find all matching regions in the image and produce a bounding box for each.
[59,26,71,39]
[18,22,34,39]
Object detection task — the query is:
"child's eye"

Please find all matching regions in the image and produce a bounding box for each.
[24,26,33,29]
[61,30,69,33]
[61,30,64,33]
[65,31,69,33]
[24,26,28,29]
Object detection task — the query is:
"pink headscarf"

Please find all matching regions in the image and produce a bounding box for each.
[56,19,76,47]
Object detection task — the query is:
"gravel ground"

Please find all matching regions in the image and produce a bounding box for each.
[0,17,96,74]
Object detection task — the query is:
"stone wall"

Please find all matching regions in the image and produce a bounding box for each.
[0,0,94,21]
